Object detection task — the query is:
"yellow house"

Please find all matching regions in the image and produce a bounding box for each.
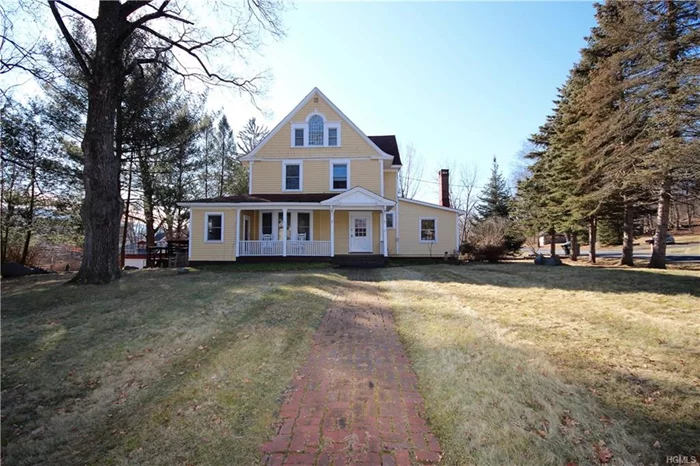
[179,88,461,266]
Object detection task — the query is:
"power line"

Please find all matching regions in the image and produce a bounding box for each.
[403,176,489,191]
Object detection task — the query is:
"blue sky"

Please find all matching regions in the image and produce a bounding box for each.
[219,1,597,202]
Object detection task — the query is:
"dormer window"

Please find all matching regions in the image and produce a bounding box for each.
[308,115,324,146]
[290,112,341,147]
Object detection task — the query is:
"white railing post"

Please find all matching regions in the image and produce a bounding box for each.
[382,209,388,257]
[236,209,241,258]
[330,208,335,257]
[282,208,288,257]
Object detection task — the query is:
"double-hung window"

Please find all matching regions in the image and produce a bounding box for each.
[294,128,304,147]
[420,218,437,242]
[283,161,302,191]
[328,128,338,146]
[205,213,223,242]
[331,161,349,191]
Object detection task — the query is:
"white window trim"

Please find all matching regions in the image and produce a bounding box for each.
[291,124,306,147]
[326,123,341,147]
[204,212,224,243]
[419,216,438,243]
[282,160,303,192]
[329,159,351,192]
[290,112,342,148]
[386,211,395,229]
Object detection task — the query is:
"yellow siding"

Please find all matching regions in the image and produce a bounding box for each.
[387,227,397,255]
[396,200,458,257]
[350,159,381,194]
[384,170,398,200]
[256,92,377,159]
[189,207,237,261]
[251,161,281,193]
[251,159,382,196]
[304,160,328,192]
[372,211,380,253]
[314,210,331,241]
[334,211,349,255]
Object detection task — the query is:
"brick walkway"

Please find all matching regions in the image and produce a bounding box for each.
[262,271,442,465]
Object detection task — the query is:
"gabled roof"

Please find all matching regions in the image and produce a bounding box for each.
[321,186,396,208]
[368,136,402,166]
[240,87,395,161]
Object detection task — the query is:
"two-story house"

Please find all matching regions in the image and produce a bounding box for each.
[179,88,461,266]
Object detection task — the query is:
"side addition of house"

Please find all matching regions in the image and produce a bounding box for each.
[179,88,461,265]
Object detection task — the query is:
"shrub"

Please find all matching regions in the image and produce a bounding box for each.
[460,217,522,262]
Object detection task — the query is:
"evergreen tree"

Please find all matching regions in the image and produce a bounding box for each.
[237,117,269,156]
[476,156,512,219]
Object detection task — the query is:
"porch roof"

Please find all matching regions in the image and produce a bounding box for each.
[179,188,395,210]
[180,193,336,206]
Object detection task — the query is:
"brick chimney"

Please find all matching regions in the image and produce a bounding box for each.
[438,169,450,208]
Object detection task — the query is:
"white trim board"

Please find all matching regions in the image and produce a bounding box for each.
[398,197,464,213]
[419,216,438,243]
[204,212,225,243]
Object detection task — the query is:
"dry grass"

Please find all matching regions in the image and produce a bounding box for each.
[1,268,344,465]
[380,263,700,466]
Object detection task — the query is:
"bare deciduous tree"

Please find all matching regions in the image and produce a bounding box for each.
[397,143,424,199]
[41,0,283,284]
[450,163,479,244]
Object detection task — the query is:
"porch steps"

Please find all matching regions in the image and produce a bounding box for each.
[332,254,387,268]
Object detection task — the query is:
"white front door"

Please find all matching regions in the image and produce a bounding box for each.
[349,212,372,253]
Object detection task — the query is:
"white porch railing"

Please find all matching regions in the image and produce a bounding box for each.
[287,240,331,256]
[239,240,283,256]
[238,240,331,257]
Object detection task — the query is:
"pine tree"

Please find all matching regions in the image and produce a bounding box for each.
[476,156,512,219]
[237,118,269,156]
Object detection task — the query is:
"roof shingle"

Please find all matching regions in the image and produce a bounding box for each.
[369,135,402,166]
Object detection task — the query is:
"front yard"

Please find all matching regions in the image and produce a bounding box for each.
[1,268,341,465]
[381,263,700,465]
[2,263,698,465]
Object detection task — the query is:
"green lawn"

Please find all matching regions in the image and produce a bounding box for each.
[1,267,340,465]
[2,263,698,465]
[380,263,700,465]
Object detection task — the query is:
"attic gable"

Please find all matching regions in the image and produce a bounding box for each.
[241,88,395,161]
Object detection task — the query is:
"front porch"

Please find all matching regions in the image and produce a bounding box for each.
[233,187,395,259]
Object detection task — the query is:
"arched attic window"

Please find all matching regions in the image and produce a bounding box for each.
[308,114,324,146]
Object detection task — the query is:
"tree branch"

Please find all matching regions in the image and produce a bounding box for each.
[52,0,95,23]
[48,0,91,77]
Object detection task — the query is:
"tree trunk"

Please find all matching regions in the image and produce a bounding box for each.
[649,182,671,269]
[21,148,37,265]
[588,216,597,264]
[571,232,578,261]
[120,155,133,269]
[620,198,635,266]
[72,2,123,284]
[204,129,209,198]
[549,229,556,256]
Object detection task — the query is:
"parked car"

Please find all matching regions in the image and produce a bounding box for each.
[645,234,675,245]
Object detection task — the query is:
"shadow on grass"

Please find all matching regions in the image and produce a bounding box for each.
[368,261,700,297]
[0,268,346,465]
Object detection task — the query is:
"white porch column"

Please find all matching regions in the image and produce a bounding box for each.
[330,208,335,257]
[236,208,241,257]
[381,209,388,257]
[282,207,288,257]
